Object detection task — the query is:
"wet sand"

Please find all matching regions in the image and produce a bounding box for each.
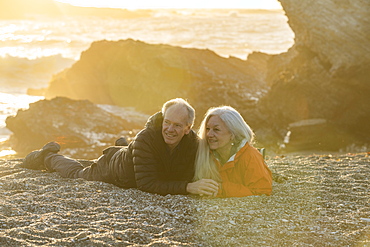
[0,153,369,246]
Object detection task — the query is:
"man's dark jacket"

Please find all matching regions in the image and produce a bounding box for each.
[108,112,198,195]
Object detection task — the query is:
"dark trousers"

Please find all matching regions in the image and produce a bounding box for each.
[44,146,125,185]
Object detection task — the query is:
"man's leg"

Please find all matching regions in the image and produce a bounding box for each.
[22,141,109,182]
[45,153,113,182]
[22,141,122,184]
[44,153,85,179]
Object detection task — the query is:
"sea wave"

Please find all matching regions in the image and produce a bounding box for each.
[0,92,44,146]
[0,55,74,94]
[0,9,294,60]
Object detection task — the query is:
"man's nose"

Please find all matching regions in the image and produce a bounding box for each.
[206,130,213,137]
[167,124,174,131]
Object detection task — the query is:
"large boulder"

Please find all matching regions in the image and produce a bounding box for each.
[280,0,370,71]
[5,97,147,159]
[256,0,370,152]
[44,39,270,126]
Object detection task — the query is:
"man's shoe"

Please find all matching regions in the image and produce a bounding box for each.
[21,142,60,170]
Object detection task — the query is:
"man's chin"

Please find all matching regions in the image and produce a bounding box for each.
[164,139,176,146]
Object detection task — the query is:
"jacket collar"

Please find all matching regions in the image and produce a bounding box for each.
[213,139,249,170]
[226,139,248,162]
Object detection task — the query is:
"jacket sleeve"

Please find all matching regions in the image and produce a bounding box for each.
[131,132,190,196]
[219,152,272,198]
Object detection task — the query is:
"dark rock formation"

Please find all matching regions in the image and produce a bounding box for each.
[45,39,270,126]
[257,0,370,152]
[5,97,145,159]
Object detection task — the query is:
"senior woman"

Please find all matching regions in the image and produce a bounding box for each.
[193,106,272,198]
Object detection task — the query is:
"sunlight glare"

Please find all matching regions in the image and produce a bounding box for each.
[0,93,44,120]
[55,0,282,10]
[0,93,44,109]
[0,149,16,158]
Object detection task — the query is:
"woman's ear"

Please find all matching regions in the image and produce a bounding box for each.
[230,134,235,142]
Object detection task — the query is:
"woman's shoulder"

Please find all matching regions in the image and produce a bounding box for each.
[237,142,263,160]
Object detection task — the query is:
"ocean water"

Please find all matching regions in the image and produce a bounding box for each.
[0,9,294,156]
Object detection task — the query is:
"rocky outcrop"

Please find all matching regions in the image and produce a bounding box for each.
[280,0,370,71]
[5,97,146,159]
[45,39,270,125]
[257,0,370,152]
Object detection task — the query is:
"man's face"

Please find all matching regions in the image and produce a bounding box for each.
[162,105,191,150]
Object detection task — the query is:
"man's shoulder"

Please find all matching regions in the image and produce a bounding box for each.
[131,125,163,152]
[145,111,163,129]
[178,130,198,153]
[132,112,163,141]
[185,130,199,143]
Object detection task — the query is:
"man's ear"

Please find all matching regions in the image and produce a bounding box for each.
[185,125,191,135]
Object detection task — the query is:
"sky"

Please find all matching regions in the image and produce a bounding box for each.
[55,0,282,10]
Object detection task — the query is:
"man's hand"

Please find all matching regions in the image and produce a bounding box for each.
[186,179,219,197]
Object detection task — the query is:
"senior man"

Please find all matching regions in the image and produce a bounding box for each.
[22,98,219,196]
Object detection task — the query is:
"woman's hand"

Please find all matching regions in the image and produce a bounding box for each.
[186,179,219,196]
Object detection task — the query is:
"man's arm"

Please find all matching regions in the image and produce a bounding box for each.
[131,133,191,195]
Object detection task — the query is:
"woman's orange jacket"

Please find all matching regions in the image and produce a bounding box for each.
[215,143,272,198]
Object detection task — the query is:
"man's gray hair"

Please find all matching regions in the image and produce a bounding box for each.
[161,98,195,127]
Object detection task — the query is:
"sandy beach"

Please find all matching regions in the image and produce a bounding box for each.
[0,152,369,246]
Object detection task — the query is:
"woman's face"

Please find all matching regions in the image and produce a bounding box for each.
[206,115,233,152]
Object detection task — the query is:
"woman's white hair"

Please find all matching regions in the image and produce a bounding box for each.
[193,106,255,182]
